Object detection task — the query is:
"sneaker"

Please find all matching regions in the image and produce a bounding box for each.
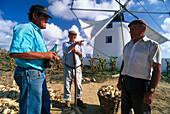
[77,99,87,109]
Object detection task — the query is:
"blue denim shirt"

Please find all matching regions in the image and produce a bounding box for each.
[9,22,48,70]
[62,41,86,67]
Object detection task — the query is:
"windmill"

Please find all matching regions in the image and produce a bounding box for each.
[70,0,170,69]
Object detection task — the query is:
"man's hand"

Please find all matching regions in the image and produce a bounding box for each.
[45,51,60,61]
[53,55,60,61]
[72,48,82,57]
[45,51,56,59]
[68,40,84,51]
[72,48,78,53]
[143,90,154,104]
[76,40,84,46]
[117,80,123,90]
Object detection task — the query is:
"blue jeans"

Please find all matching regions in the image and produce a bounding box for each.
[14,67,51,114]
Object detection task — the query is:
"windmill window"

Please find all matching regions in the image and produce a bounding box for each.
[106,36,112,43]
[106,22,112,28]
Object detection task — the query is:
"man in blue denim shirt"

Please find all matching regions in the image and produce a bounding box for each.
[62,30,86,108]
[9,5,59,114]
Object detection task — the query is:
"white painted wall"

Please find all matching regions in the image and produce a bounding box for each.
[83,21,169,73]
[93,21,131,69]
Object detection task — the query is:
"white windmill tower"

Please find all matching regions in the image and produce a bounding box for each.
[70,0,170,69]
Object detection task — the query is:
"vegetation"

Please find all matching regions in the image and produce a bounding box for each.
[0,48,169,114]
[0,48,169,84]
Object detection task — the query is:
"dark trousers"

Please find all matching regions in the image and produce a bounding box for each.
[121,75,151,114]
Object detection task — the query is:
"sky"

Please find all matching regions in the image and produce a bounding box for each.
[0,0,170,58]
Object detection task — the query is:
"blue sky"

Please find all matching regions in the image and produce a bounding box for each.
[0,0,170,58]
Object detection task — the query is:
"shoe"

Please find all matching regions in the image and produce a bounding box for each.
[64,101,71,108]
[77,99,87,109]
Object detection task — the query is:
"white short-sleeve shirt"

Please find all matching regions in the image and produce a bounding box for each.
[121,36,161,80]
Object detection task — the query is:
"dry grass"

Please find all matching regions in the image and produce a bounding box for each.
[152,81,170,114]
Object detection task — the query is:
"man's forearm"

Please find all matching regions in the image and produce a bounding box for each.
[68,42,77,51]
[149,63,161,89]
[10,51,48,59]
[76,50,82,57]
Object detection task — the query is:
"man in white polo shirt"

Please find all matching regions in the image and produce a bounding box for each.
[117,19,161,114]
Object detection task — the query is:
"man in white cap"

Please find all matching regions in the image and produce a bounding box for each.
[62,30,86,109]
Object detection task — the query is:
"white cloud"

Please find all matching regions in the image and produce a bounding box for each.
[0,19,18,50]
[42,23,68,55]
[42,23,67,41]
[161,41,170,58]
[148,0,167,5]
[159,15,163,19]
[160,17,170,58]
[0,19,18,35]
[137,1,145,6]
[48,0,74,20]
[161,18,170,33]
[148,0,159,4]
[0,32,13,50]
[48,0,123,21]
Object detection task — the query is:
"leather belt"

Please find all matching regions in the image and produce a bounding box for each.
[17,66,45,71]
[64,64,81,69]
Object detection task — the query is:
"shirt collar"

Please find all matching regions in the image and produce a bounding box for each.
[142,36,149,42]
[130,36,149,43]
[69,40,76,44]
[29,22,41,31]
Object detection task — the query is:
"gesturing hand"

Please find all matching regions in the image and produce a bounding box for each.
[76,40,84,46]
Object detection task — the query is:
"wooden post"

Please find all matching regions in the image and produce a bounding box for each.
[73,52,77,106]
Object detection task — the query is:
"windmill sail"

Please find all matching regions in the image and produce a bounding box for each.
[145,25,169,44]
[78,18,111,41]
[79,18,169,44]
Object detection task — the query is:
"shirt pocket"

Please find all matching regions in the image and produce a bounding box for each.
[134,52,149,67]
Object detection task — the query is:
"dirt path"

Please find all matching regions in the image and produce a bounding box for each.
[49,78,121,114]
[1,71,169,114]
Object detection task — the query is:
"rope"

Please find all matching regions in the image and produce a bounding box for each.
[87,43,111,58]
[136,0,166,34]
[161,0,170,12]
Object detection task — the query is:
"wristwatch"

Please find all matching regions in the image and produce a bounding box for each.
[149,88,155,93]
